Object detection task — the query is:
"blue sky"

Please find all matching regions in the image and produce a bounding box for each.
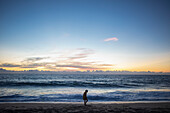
[0,0,170,72]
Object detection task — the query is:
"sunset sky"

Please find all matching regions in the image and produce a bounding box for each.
[0,0,170,72]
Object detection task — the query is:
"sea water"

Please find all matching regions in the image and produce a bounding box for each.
[0,74,170,102]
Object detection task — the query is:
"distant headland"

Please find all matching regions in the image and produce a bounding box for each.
[0,68,169,75]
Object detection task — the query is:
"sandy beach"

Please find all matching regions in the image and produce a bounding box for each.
[0,102,170,113]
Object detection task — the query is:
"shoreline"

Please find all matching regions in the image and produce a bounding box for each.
[0,101,170,104]
[0,102,170,113]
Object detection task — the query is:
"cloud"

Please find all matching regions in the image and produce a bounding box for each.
[104,37,118,42]
[21,63,47,68]
[0,63,21,67]
[56,61,114,70]
[0,63,47,68]
[69,61,96,66]
[68,55,87,60]
[67,48,94,60]
[97,64,114,66]
[0,48,115,71]
[56,64,107,70]
[22,57,49,63]
[56,64,91,69]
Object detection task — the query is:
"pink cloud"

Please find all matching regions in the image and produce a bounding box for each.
[104,37,118,42]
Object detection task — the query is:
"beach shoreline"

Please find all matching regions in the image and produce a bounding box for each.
[0,102,170,113]
[0,101,170,104]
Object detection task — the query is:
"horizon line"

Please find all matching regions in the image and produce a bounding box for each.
[0,68,170,74]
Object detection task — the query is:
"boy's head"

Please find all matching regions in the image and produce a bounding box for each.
[85,90,88,92]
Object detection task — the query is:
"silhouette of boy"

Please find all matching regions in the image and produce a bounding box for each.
[83,90,88,106]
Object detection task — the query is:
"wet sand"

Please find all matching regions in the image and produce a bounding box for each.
[0,102,170,113]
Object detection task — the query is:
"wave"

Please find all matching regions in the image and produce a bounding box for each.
[1,91,170,102]
[0,80,142,88]
[1,74,170,89]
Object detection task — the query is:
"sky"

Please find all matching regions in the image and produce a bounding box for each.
[0,0,170,72]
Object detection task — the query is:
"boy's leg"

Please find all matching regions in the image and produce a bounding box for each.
[85,100,88,106]
[84,100,86,106]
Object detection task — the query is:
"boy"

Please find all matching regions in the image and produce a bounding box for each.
[83,90,88,106]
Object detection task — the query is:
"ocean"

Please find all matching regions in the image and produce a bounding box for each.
[0,74,170,102]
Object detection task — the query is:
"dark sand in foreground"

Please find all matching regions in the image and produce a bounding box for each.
[0,102,170,113]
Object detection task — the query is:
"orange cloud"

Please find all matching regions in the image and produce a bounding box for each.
[104,37,118,41]
[0,48,115,71]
